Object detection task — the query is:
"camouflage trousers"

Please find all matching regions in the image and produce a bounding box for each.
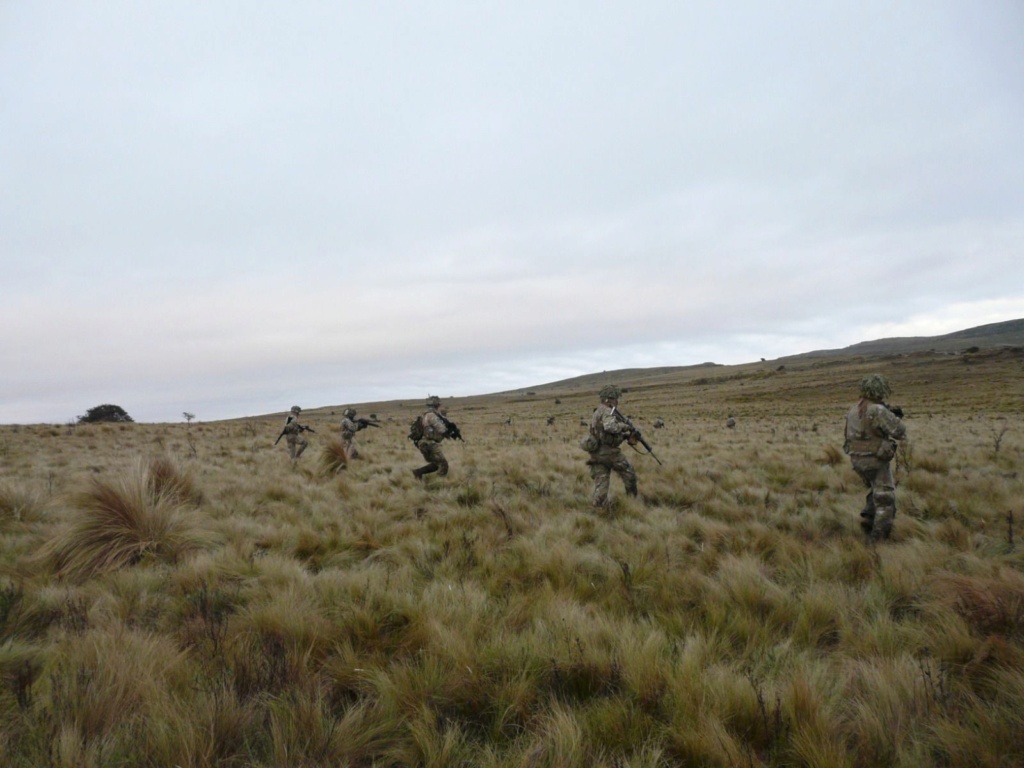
[415,439,448,477]
[340,435,359,460]
[587,447,637,508]
[852,459,896,541]
[286,433,308,459]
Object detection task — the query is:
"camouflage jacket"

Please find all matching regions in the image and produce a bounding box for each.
[421,409,449,442]
[590,403,633,449]
[283,414,304,435]
[844,399,906,458]
[340,416,359,439]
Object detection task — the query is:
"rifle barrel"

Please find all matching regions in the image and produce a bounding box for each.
[612,407,662,464]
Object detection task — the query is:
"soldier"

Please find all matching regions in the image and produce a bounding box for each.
[339,407,368,460]
[412,395,458,480]
[843,374,907,541]
[582,385,638,508]
[279,405,311,460]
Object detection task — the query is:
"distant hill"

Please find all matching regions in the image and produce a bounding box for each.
[500,318,1024,396]
[782,318,1024,359]
[506,363,723,396]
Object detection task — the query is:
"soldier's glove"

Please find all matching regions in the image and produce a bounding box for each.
[626,433,639,447]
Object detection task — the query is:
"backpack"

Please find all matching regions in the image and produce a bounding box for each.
[407,415,425,443]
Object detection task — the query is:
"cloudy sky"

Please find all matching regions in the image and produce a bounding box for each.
[2,2,1022,424]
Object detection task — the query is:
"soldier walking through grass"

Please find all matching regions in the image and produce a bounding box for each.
[844,374,907,541]
[582,385,639,509]
[339,408,369,460]
[277,405,311,460]
[412,395,459,480]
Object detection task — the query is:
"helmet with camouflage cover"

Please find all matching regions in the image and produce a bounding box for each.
[598,384,622,401]
[425,395,441,408]
[859,374,891,402]
[343,408,356,418]
[290,405,301,414]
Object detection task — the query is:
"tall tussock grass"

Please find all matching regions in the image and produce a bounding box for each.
[36,458,214,581]
[319,437,349,476]
[0,483,45,526]
[2,352,1023,765]
[930,570,1024,638]
[146,453,204,506]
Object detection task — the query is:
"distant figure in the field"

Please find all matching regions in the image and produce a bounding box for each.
[581,385,638,509]
[653,418,665,429]
[278,405,311,459]
[843,374,907,541]
[339,408,373,460]
[412,396,462,480]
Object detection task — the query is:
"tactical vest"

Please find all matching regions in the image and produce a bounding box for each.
[591,405,624,448]
[845,402,884,457]
[421,410,446,441]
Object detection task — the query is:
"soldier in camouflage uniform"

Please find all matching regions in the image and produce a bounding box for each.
[282,405,309,460]
[412,395,453,480]
[844,374,907,541]
[583,385,639,508]
[339,408,367,460]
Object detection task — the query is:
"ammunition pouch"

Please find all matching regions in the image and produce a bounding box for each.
[876,439,897,462]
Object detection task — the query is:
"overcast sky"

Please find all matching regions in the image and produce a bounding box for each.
[2,1,1022,424]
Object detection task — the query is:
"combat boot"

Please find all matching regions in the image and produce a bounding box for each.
[859,509,875,535]
[413,463,439,480]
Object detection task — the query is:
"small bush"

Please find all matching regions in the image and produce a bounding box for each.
[77,404,134,424]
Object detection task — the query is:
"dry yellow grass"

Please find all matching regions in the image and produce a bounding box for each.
[1,349,1022,766]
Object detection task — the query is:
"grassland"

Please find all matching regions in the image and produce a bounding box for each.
[1,348,1023,767]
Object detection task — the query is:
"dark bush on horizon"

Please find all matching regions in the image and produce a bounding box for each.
[78,404,134,424]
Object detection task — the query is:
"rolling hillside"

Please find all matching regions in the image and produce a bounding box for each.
[494,318,1024,399]
[782,317,1024,359]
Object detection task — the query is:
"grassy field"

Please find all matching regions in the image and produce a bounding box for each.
[1,348,1023,767]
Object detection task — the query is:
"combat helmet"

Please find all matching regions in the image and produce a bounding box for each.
[290,405,302,414]
[343,408,356,418]
[425,395,441,408]
[598,384,622,401]
[859,374,891,402]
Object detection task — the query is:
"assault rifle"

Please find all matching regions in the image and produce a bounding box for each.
[274,424,316,446]
[883,403,904,419]
[356,418,381,429]
[438,413,464,441]
[611,407,662,465]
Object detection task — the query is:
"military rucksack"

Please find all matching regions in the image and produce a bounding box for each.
[408,415,425,443]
